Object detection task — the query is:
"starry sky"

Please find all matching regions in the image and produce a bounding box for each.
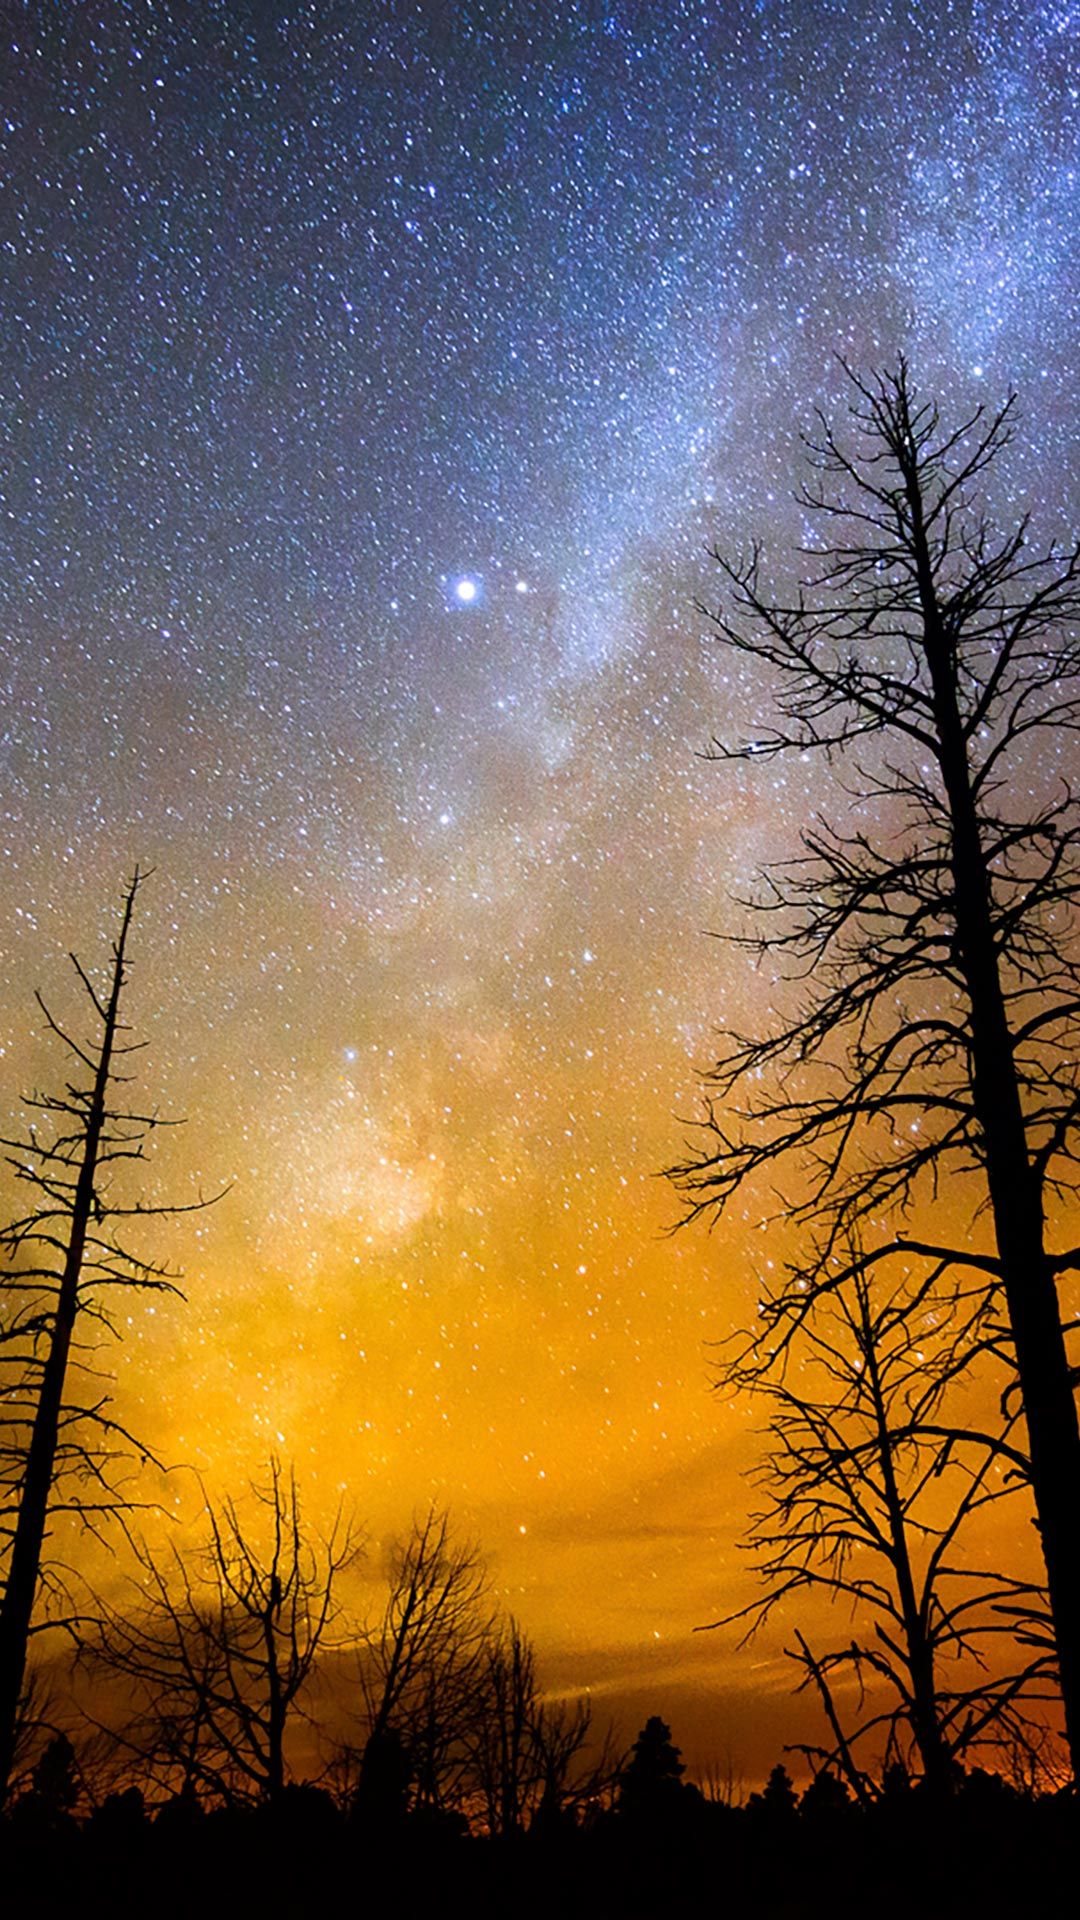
[2,0,1079,1773]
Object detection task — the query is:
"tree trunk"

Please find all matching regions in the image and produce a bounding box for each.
[858,1275,952,1793]
[264,1600,285,1807]
[904,458,1080,1776]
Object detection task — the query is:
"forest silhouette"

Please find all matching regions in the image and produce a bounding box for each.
[3,362,1080,1914]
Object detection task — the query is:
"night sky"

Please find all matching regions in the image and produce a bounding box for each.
[2,0,1078,1768]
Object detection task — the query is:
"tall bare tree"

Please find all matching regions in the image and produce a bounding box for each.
[0,870,197,1803]
[82,1460,358,1807]
[670,360,1080,1770]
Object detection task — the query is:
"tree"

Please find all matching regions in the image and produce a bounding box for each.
[670,361,1080,1771]
[751,1761,798,1823]
[82,1459,358,1808]
[0,870,198,1804]
[353,1505,490,1821]
[715,1248,1050,1794]
[616,1716,691,1821]
[7,1730,82,1833]
[799,1766,850,1819]
[470,1615,604,1836]
[527,1683,612,1833]
[472,1615,538,1837]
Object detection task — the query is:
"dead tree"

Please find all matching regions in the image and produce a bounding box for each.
[472,1616,605,1834]
[0,869,200,1804]
[354,1505,490,1819]
[530,1691,615,1831]
[670,361,1080,1773]
[712,1249,1052,1792]
[82,1460,358,1807]
[472,1616,539,1835]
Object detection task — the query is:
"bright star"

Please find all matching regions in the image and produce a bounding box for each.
[454,577,478,603]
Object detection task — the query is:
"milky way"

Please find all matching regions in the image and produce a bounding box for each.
[1,1,1078,1765]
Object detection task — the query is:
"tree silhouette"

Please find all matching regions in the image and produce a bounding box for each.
[528,1684,612,1833]
[471,1614,604,1836]
[348,1723,411,1834]
[617,1715,690,1820]
[756,1761,797,1822]
[353,1505,489,1820]
[671,360,1080,1773]
[713,1247,1050,1793]
[26,1730,79,1820]
[0,871,201,1804]
[82,1459,358,1807]
[472,1614,538,1836]
[799,1766,850,1818]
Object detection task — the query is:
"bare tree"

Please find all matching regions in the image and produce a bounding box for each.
[0,870,203,1804]
[471,1616,609,1835]
[472,1616,538,1835]
[532,1695,612,1830]
[82,1459,358,1807]
[713,1248,1052,1794]
[670,361,1080,1771]
[353,1505,490,1819]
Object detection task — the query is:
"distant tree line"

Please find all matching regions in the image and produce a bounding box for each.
[5,1705,1079,1920]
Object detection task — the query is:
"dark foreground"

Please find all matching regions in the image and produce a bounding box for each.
[4,1772,1078,1920]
